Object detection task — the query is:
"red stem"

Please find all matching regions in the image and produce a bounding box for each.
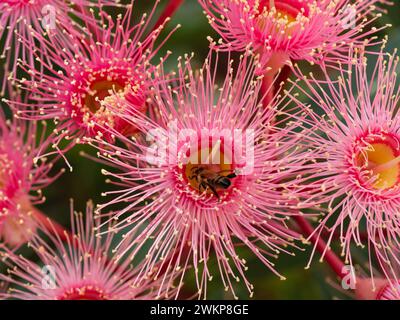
[261,73,275,108]
[266,59,345,280]
[261,62,292,109]
[276,65,292,89]
[294,216,346,279]
[153,0,184,31]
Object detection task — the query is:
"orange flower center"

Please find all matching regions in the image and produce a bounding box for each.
[84,79,126,114]
[70,65,146,136]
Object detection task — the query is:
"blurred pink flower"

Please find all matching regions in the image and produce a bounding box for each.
[0,0,103,92]
[92,50,309,299]
[199,0,390,69]
[0,201,178,300]
[7,1,177,145]
[0,102,62,248]
[287,46,400,282]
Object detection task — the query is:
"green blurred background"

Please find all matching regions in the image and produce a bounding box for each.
[6,0,400,299]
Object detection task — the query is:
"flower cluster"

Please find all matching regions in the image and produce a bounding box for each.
[0,0,399,301]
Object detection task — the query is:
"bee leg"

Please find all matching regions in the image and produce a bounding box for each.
[188,175,200,184]
[206,183,220,200]
[199,182,211,198]
[198,182,206,193]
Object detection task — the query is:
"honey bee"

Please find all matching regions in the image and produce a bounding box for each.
[189,166,237,200]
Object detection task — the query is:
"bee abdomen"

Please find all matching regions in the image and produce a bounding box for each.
[216,176,231,189]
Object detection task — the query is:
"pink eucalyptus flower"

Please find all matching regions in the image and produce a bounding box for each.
[6,1,177,146]
[91,50,309,299]
[199,0,390,69]
[0,101,62,248]
[286,45,400,284]
[0,0,108,93]
[0,201,178,300]
[355,276,400,300]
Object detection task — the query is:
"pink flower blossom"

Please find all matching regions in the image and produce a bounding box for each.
[199,0,390,69]
[287,46,400,283]
[355,277,400,300]
[0,101,62,248]
[0,201,178,300]
[0,0,105,93]
[91,50,309,299]
[6,1,177,145]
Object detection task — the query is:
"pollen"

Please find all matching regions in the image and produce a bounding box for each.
[69,64,146,136]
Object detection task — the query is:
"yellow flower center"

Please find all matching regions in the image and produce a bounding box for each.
[356,141,400,190]
[256,0,305,37]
